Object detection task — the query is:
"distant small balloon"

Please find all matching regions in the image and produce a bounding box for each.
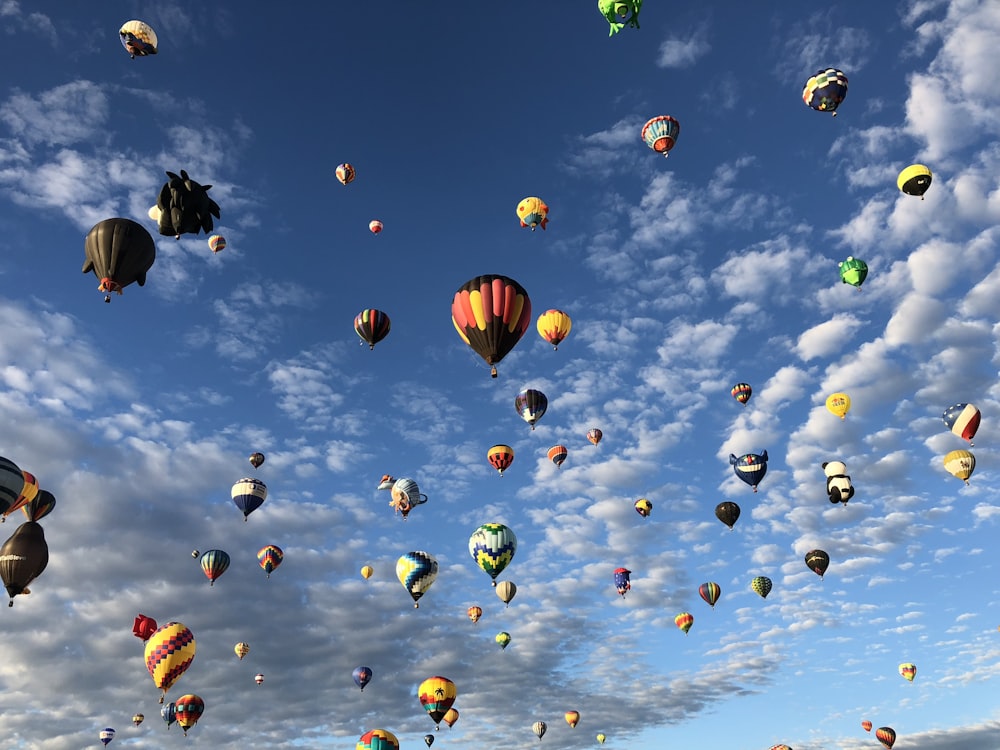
[208,234,226,253]
[249,452,265,469]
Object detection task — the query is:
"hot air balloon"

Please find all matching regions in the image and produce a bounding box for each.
[336,163,356,185]
[161,702,176,730]
[442,708,459,728]
[899,662,916,682]
[698,582,721,608]
[4,470,37,521]
[565,711,580,728]
[358,729,400,750]
[355,309,391,351]
[826,394,852,421]
[803,68,848,115]
[634,498,652,517]
[174,694,204,736]
[805,549,830,578]
[82,218,156,302]
[516,197,549,231]
[587,428,603,446]
[133,614,159,642]
[99,727,115,746]
[396,551,439,607]
[731,382,752,405]
[154,170,221,239]
[730,451,768,492]
[132,714,144,727]
[389,477,428,519]
[0,520,48,606]
[942,403,980,445]
[515,388,548,429]
[21,489,55,522]
[369,220,383,235]
[838,257,868,289]
[944,449,976,484]
[145,622,196,702]
[200,549,230,586]
[598,0,641,35]
[469,523,517,586]
[597,734,606,744]
[424,735,435,748]
[533,721,547,740]
[248,452,265,469]
[487,445,515,476]
[548,445,568,468]
[257,544,283,578]
[715,501,741,529]
[418,676,457,729]
[751,576,772,599]
[208,234,226,253]
[641,115,680,156]
[353,666,373,691]
[536,309,572,349]
[231,477,267,520]
[235,642,250,660]
[119,20,158,57]
[898,164,932,198]
[613,567,631,597]
[451,274,532,378]
[675,612,694,634]
[861,720,873,732]
[467,605,482,623]
[361,565,374,580]
[254,673,264,685]
[496,631,511,650]
[769,746,792,750]
[191,550,199,558]
[496,580,517,607]
[875,726,896,749]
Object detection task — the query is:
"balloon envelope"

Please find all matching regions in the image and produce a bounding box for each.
[641,115,680,155]
[496,580,517,606]
[731,382,752,405]
[99,727,115,746]
[897,164,932,198]
[536,309,571,348]
[200,549,230,585]
[451,274,532,377]
[698,582,721,608]
[81,219,156,300]
[517,197,549,230]
[257,544,283,578]
[467,605,482,622]
[0,520,48,605]
[174,694,204,736]
[119,19,158,57]
[942,403,980,444]
[751,576,772,598]
[145,622,196,700]
[634,498,652,517]
[515,388,548,429]
[944,449,976,484]
[418,676,457,727]
[357,729,399,750]
[838,257,868,289]
[353,665,373,690]
[235,642,250,660]
[487,444,515,476]
[532,721,547,739]
[548,445,567,467]
[336,163,356,185]
[469,523,517,584]
[803,68,848,114]
[805,549,830,578]
[355,309,391,350]
[587,428,603,445]
[875,727,896,749]
[715,501,741,529]
[565,711,580,728]
[231,477,267,520]
[396,551,438,607]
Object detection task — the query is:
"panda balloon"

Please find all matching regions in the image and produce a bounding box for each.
[823,461,854,505]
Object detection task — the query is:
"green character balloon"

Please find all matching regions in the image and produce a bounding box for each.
[598,0,642,36]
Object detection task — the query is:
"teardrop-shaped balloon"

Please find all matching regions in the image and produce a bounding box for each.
[532,721,547,740]
[496,580,517,606]
[353,665,373,691]
[451,274,532,378]
[495,631,511,650]
[805,549,830,578]
[944,449,976,484]
[354,309,391,350]
[200,549,230,586]
[145,622,196,702]
[396,551,438,607]
[467,605,482,623]
[248,452,265,469]
[750,576,772,598]
[515,388,547,429]
[234,642,250,660]
[715,501,741,529]
[231,477,267,520]
[173,694,204,736]
[536,309,571,348]
[565,711,580,728]
[875,726,896,749]
[257,544,283,578]
[469,523,517,585]
[0,520,48,606]
[21,489,55,522]
[418,676,457,728]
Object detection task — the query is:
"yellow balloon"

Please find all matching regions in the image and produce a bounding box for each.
[536,309,572,350]
[234,642,250,660]
[944,449,975,484]
[144,622,196,702]
[825,392,851,419]
[360,565,373,580]
[897,164,932,198]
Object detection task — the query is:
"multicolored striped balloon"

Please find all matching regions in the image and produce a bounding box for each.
[395,551,438,607]
[357,728,399,750]
[257,544,283,578]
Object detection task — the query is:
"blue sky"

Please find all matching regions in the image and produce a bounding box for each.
[0,1,999,748]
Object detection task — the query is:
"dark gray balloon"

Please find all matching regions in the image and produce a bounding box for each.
[0,521,49,606]
[155,170,221,239]
[82,218,156,302]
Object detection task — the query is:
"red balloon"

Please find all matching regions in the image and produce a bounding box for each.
[133,614,158,641]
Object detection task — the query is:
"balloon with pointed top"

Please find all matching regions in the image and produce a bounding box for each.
[452,275,532,378]
[119,20,158,57]
[354,309,391,350]
[731,382,752,405]
[200,550,230,586]
[487,445,515,476]
[517,197,549,231]
[257,544,283,578]
[944,449,975,484]
[641,115,679,156]
[805,549,830,578]
[396,551,438,607]
[898,164,932,199]
[537,309,572,349]
[548,445,568,468]
[231,478,267,520]
[336,163,356,185]
[675,612,694,634]
[634,498,652,517]
[730,451,768,492]
[174,694,204,736]
[715,501,741,529]
[698,582,721,608]
[942,403,980,445]
[751,576,772,599]
[803,68,848,115]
